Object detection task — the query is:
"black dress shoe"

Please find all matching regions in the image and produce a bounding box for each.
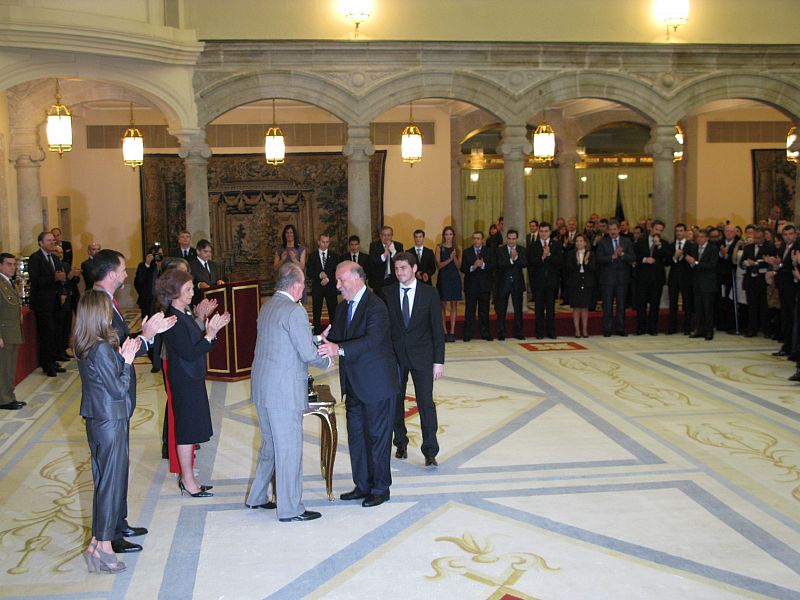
[340,489,369,501]
[705,333,714,341]
[118,525,148,537]
[395,446,407,459]
[789,371,800,382]
[246,501,277,509]
[0,401,24,410]
[279,510,321,522]
[616,331,628,337]
[462,336,471,342]
[689,332,704,338]
[497,333,506,341]
[772,350,788,357]
[362,494,390,507]
[425,457,438,467]
[603,332,612,337]
[111,539,142,553]
[55,366,66,373]
[150,366,161,373]
[482,336,493,341]
[516,335,526,340]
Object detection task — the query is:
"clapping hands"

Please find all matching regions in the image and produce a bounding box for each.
[119,336,142,364]
[194,298,218,320]
[142,312,178,340]
[205,312,231,339]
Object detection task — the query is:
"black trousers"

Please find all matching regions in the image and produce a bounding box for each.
[778,284,798,352]
[311,290,338,335]
[533,284,557,337]
[393,365,438,458]
[33,308,57,369]
[668,279,694,333]
[745,282,769,336]
[495,287,524,337]
[463,287,491,339]
[636,282,663,334]
[85,417,129,541]
[601,281,628,333]
[694,285,716,335]
[344,388,393,496]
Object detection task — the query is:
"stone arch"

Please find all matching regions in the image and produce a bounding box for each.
[0,62,191,131]
[515,71,665,124]
[195,70,360,127]
[572,111,652,142]
[665,72,800,123]
[358,71,517,124]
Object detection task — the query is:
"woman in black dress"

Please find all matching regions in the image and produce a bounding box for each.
[564,233,596,338]
[155,269,230,497]
[436,226,462,342]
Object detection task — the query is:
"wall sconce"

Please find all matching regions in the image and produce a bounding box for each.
[655,0,689,41]
[341,0,371,38]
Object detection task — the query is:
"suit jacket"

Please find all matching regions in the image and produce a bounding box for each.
[666,239,697,285]
[775,241,800,290]
[368,240,404,290]
[327,287,398,401]
[689,243,719,293]
[81,257,96,291]
[385,282,445,372]
[107,292,148,415]
[170,246,197,261]
[339,251,370,272]
[740,242,776,291]
[525,232,539,247]
[716,237,740,285]
[634,236,668,286]
[59,240,73,268]
[307,248,339,296]
[164,306,213,381]
[0,277,22,345]
[134,261,159,313]
[411,247,437,284]
[527,239,563,290]
[460,245,494,294]
[596,236,636,286]
[78,341,133,420]
[189,257,224,304]
[251,293,329,412]
[28,248,63,313]
[495,244,527,293]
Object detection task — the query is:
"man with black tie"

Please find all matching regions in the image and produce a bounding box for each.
[342,235,370,271]
[526,220,539,246]
[319,261,398,508]
[716,224,740,332]
[169,230,196,262]
[385,252,445,467]
[92,249,176,555]
[461,231,494,341]
[189,240,225,307]
[368,226,404,302]
[596,220,636,336]
[410,229,436,285]
[306,233,339,335]
[687,228,720,340]
[768,224,798,356]
[667,223,696,335]
[82,242,102,291]
[740,227,775,337]
[528,222,562,339]
[495,229,527,340]
[28,231,66,376]
[634,219,668,335]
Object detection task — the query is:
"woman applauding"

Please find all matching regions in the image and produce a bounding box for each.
[155,269,230,497]
[76,290,140,574]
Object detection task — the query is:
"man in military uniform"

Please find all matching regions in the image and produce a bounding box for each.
[0,253,25,410]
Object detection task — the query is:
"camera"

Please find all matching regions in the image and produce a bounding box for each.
[149,242,163,262]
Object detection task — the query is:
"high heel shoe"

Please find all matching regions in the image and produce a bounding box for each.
[85,542,127,574]
[178,479,213,497]
[176,478,213,493]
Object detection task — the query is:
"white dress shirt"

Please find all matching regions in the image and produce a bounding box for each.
[398,278,418,315]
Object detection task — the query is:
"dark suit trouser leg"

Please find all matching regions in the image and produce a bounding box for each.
[495,289,509,337]
[544,286,557,337]
[393,367,410,448]
[646,284,662,334]
[345,390,372,493]
[354,392,393,496]
[311,292,324,334]
[324,292,338,329]
[613,281,628,332]
[269,407,305,520]
[478,290,490,337]
[511,290,524,337]
[33,308,57,368]
[601,284,615,333]
[635,284,648,333]
[86,417,128,541]
[779,287,797,352]
[533,287,545,337]
[681,280,694,333]
[246,400,276,506]
[410,366,438,459]
[0,344,19,404]
[668,283,680,331]
[463,290,477,338]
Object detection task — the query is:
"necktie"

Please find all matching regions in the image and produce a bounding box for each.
[112,297,122,315]
[544,240,548,248]
[321,252,327,269]
[183,249,188,258]
[352,254,357,262]
[476,247,481,259]
[417,248,422,262]
[385,249,391,277]
[699,245,705,258]
[47,253,55,271]
[613,238,618,251]
[402,287,411,327]
[347,300,355,323]
[678,240,683,251]
[205,261,211,275]
[754,245,760,258]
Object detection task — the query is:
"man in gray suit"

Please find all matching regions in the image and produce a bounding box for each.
[247,263,332,522]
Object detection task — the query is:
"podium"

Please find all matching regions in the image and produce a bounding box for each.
[203,280,260,381]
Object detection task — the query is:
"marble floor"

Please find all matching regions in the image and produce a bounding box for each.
[1,333,799,599]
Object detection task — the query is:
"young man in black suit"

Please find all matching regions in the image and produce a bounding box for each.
[28,231,67,376]
[596,219,636,336]
[385,252,445,467]
[461,231,494,341]
[318,261,398,508]
[341,235,370,271]
[687,228,720,340]
[494,229,527,340]
[307,233,339,335]
[527,222,563,339]
[634,219,668,335]
[368,226,404,301]
[189,239,225,307]
[410,229,436,285]
[667,223,696,334]
[169,230,196,261]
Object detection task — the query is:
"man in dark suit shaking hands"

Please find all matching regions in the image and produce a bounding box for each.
[596,219,636,336]
[385,252,445,467]
[318,261,398,507]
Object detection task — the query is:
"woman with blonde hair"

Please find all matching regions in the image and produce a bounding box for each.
[76,290,140,574]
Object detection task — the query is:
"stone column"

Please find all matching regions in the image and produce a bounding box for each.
[556,141,579,220]
[10,128,45,255]
[646,125,678,233]
[174,129,212,241]
[343,125,374,243]
[499,125,531,234]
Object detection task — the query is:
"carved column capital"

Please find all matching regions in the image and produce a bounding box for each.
[646,125,679,161]
[172,128,212,160]
[499,125,531,161]
[9,127,45,164]
[343,125,375,161]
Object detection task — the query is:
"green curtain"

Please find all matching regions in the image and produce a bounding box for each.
[576,168,619,225]
[525,169,558,224]
[461,169,503,243]
[617,168,653,224]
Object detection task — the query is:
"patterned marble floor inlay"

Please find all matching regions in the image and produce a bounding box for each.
[1,334,799,599]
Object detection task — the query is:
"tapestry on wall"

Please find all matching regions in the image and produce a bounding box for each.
[140,151,386,285]
[751,149,796,222]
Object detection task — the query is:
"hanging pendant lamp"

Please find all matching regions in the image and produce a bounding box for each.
[673,125,684,163]
[122,102,144,169]
[46,79,72,157]
[787,127,798,164]
[264,99,286,166]
[532,120,556,163]
[401,101,423,166]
